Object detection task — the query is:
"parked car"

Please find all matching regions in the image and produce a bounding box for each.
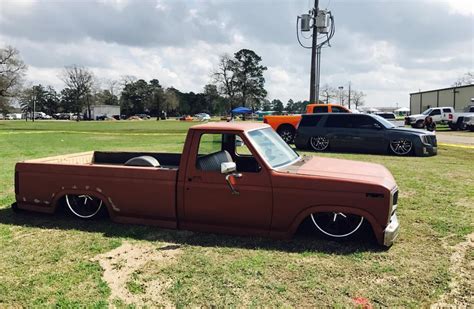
[463,115,474,132]
[295,113,437,156]
[375,112,404,127]
[405,107,454,128]
[264,103,350,143]
[0,114,4,120]
[134,114,151,120]
[12,122,399,246]
[448,105,474,130]
[194,113,211,121]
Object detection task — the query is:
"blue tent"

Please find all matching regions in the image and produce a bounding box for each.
[231,107,252,114]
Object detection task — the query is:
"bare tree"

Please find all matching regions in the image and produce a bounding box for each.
[61,65,95,120]
[0,46,27,98]
[352,90,366,109]
[319,84,337,104]
[212,54,237,109]
[452,72,474,87]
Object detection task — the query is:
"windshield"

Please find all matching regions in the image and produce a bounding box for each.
[373,115,395,128]
[422,108,432,115]
[247,127,300,168]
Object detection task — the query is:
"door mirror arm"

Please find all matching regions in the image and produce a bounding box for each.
[221,162,242,195]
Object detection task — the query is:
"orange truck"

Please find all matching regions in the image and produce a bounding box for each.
[263,104,350,143]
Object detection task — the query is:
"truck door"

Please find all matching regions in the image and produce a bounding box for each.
[429,109,442,122]
[182,131,272,233]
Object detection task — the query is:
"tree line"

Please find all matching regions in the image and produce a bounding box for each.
[2,45,375,118]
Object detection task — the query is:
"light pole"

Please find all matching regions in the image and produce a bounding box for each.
[338,86,344,106]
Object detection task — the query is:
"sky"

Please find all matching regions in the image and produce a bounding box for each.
[0,0,473,108]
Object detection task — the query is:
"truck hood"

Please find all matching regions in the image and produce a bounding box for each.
[279,156,397,190]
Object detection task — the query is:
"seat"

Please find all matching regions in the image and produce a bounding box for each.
[124,156,160,167]
[196,150,233,172]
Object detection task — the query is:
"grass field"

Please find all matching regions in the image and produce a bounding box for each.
[0,120,472,307]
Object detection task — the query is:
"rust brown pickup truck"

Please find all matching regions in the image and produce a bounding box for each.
[13,122,399,246]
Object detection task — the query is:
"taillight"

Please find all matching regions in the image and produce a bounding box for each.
[449,114,453,120]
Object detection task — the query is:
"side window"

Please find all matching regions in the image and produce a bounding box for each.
[331,106,348,113]
[197,133,223,156]
[235,137,252,155]
[353,116,380,129]
[325,115,352,128]
[299,115,323,127]
[313,106,328,113]
[443,108,452,113]
[430,109,441,116]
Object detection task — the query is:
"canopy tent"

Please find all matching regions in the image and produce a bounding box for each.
[231,107,253,114]
[394,107,410,112]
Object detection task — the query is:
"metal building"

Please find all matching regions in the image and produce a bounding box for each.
[410,84,474,114]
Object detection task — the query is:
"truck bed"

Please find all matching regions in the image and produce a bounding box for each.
[22,151,182,169]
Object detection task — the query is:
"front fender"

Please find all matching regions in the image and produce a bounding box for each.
[285,205,385,245]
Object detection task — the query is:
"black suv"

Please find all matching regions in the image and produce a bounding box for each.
[295,113,437,156]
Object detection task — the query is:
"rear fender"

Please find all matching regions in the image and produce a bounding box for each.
[51,188,118,218]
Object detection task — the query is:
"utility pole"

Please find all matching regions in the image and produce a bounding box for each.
[309,0,319,104]
[32,93,36,123]
[348,81,351,109]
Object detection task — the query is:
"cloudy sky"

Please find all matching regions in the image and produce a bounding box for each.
[0,0,472,107]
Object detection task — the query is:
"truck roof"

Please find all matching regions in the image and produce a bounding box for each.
[190,122,270,132]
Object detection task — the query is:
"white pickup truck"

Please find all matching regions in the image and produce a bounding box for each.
[405,107,454,128]
[448,105,474,130]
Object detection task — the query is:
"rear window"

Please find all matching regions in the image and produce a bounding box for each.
[299,115,323,127]
[331,106,348,113]
[312,106,328,113]
[325,115,352,128]
[443,108,452,113]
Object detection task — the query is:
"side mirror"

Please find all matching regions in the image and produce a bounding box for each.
[221,162,236,174]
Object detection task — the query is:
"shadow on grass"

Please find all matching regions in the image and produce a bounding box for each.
[0,205,385,255]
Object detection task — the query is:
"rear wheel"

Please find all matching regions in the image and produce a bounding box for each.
[415,120,424,128]
[310,212,364,238]
[390,138,413,156]
[277,125,295,144]
[65,194,103,219]
[309,136,329,151]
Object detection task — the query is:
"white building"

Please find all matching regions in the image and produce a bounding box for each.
[89,105,121,119]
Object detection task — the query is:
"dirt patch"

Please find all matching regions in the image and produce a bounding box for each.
[431,232,474,308]
[92,241,182,306]
[436,132,474,146]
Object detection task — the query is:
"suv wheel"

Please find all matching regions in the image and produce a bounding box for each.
[277,125,295,144]
[415,120,424,128]
[390,138,413,156]
[309,136,329,151]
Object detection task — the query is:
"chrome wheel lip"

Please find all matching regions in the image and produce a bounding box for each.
[65,194,103,219]
[390,139,412,155]
[310,136,329,151]
[310,212,364,238]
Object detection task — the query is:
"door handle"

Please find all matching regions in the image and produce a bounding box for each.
[188,176,202,182]
[225,173,242,195]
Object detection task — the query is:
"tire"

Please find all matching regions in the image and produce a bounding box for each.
[309,136,329,151]
[65,194,104,219]
[277,125,295,144]
[415,120,424,129]
[389,138,413,156]
[448,123,458,131]
[310,212,364,238]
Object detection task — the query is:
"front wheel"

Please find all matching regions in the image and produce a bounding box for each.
[65,194,103,219]
[390,138,413,156]
[310,212,364,238]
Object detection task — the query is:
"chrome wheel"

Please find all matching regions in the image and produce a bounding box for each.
[310,212,364,238]
[309,136,329,151]
[278,127,295,144]
[390,139,412,156]
[65,194,103,219]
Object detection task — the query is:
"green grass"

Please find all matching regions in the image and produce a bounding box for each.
[0,120,472,307]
